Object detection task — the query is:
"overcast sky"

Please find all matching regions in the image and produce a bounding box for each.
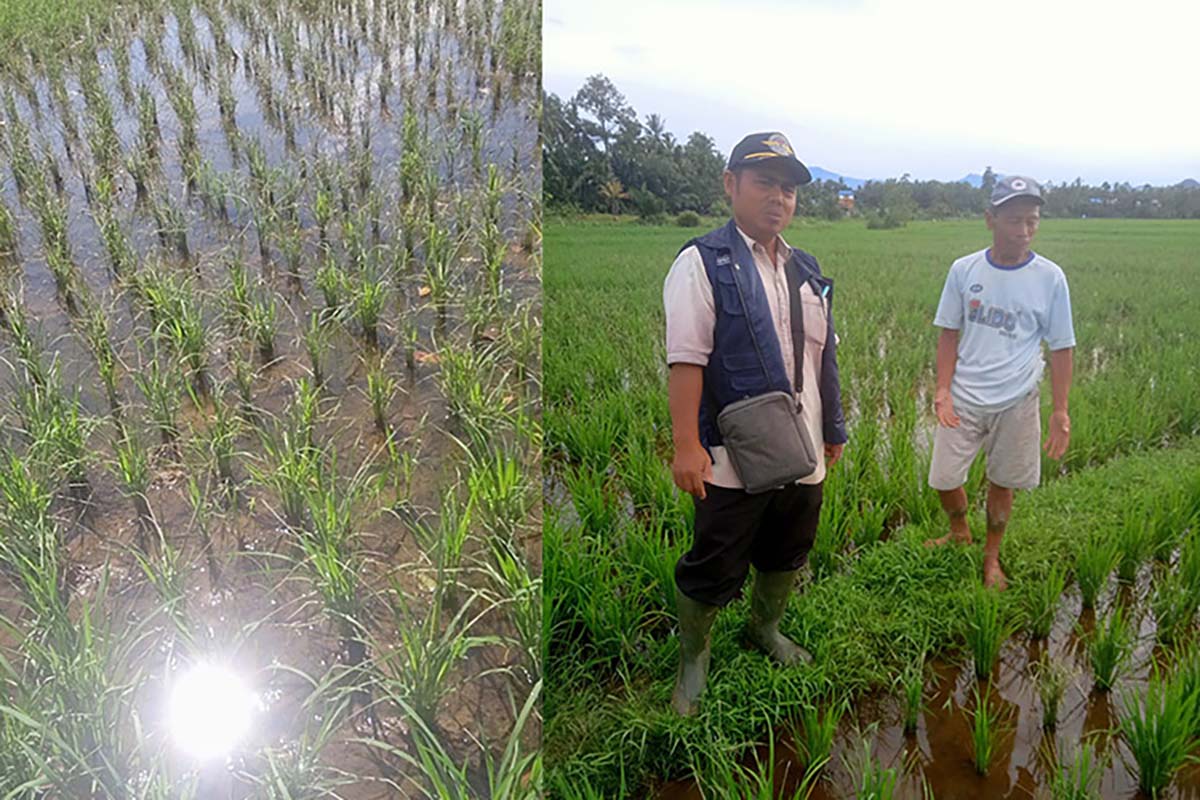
[544,0,1199,186]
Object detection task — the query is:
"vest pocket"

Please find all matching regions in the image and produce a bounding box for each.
[722,352,762,393]
[715,271,745,315]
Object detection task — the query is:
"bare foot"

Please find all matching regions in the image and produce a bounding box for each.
[924,530,972,548]
[983,560,1009,590]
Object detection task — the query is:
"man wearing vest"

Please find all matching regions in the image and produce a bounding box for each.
[924,176,1075,590]
[662,132,847,716]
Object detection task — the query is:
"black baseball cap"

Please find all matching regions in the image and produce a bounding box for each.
[727,132,812,186]
[990,175,1044,208]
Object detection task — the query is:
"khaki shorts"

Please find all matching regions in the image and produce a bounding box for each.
[928,389,1041,491]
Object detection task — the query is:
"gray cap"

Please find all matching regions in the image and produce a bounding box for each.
[990,175,1044,208]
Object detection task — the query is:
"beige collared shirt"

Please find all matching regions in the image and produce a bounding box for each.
[663,225,828,487]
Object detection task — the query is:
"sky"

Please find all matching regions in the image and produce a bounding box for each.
[543,0,1200,186]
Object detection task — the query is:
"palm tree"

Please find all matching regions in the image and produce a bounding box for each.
[598,178,629,216]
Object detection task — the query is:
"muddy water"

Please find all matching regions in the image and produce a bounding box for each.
[0,0,539,795]
[657,565,1200,799]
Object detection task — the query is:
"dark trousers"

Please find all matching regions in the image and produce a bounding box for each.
[675,481,824,607]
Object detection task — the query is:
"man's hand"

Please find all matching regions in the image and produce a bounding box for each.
[672,440,713,500]
[825,442,844,468]
[1043,409,1070,460]
[934,388,960,428]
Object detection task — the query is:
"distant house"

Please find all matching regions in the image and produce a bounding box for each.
[837,190,855,211]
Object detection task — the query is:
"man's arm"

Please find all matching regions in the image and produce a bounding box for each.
[1044,347,1073,460]
[663,245,716,500]
[934,328,961,427]
[668,364,713,499]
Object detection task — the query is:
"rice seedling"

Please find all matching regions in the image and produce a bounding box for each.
[136,83,160,163]
[1032,650,1073,730]
[900,657,925,735]
[365,360,398,435]
[374,578,502,730]
[964,584,1014,680]
[193,390,243,487]
[968,682,1008,776]
[0,451,60,620]
[11,361,92,491]
[1045,739,1106,800]
[1075,534,1119,610]
[80,303,122,415]
[303,311,332,386]
[478,532,541,684]
[0,199,17,261]
[1179,527,1200,590]
[132,348,183,446]
[0,570,164,798]
[695,725,823,800]
[254,424,321,531]
[1027,562,1068,639]
[353,267,388,347]
[844,728,902,800]
[424,219,461,324]
[149,190,184,259]
[1116,505,1148,583]
[1087,603,1133,692]
[92,175,136,277]
[301,460,368,664]
[316,255,349,313]
[142,268,209,395]
[790,698,845,781]
[112,429,152,529]
[246,291,279,363]
[466,445,531,539]
[1119,665,1200,797]
[1151,571,1199,646]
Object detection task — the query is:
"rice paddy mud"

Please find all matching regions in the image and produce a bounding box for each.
[0,0,541,796]
[544,216,1200,798]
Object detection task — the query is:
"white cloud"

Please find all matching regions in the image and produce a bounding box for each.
[545,0,1200,183]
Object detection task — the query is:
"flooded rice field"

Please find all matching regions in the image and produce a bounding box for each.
[657,560,1200,800]
[0,0,541,796]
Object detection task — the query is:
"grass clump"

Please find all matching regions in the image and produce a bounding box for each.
[1026,562,1067,639]
[1086,603,1133,692]
[1032,650,1073,731]
[1118,665,1200,798]
[1075,535,1119,610]
[964,584,1014,680]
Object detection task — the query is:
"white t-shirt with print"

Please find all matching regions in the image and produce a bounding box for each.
[934,248,1075,412]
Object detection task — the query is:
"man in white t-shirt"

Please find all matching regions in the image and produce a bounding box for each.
[925,175,1075,589]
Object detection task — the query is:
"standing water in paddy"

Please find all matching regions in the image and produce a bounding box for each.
[0,0,542,796]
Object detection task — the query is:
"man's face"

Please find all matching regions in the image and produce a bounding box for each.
[724,163,798,240]
[986,198,1041,252]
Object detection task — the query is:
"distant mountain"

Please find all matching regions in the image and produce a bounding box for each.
[808,166,866,189]
[1180,178,1200,189]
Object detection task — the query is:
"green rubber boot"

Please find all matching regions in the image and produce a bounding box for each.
[670,587,721,716]
[746,569,812,666]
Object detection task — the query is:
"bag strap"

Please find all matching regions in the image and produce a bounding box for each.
[728,259,772,390]
[783,254,807,403]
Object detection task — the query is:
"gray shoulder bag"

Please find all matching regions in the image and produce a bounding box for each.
[715,260,818,493]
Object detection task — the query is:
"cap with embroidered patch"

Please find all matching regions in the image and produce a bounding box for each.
[727,132,812,186]
[990,175,1044,208]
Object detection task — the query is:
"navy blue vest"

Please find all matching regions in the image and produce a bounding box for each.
[683,220,838,451]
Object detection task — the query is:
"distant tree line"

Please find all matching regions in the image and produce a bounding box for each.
[545,74,1200,223]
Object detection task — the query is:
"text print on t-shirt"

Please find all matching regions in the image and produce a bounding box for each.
[968,298,1018,338]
